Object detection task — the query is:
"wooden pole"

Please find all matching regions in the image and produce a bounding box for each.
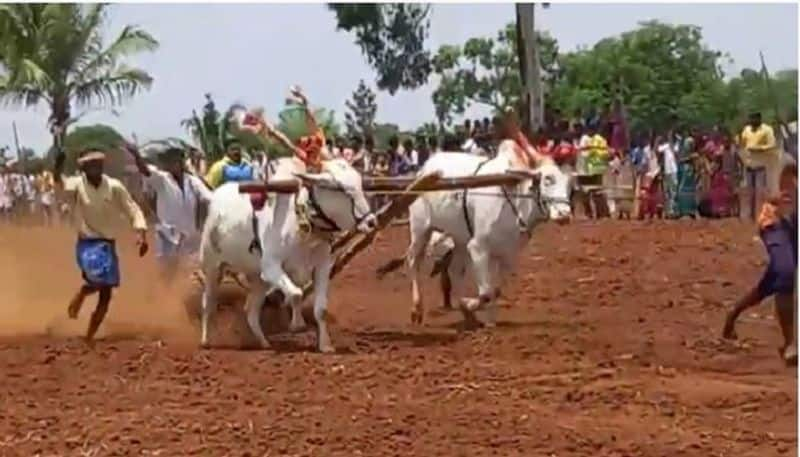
[516,3,543,134]
[12,121,22,169]
[301,172,442,299]
[238,173,526,195]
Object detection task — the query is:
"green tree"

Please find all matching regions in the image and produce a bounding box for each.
[344,79,378,139]
[328,3,432,94]
[549,21,725,133]
[62,124,126,176]
[180,93,229,162]
[431,23,558,126]
[0,4,158,152]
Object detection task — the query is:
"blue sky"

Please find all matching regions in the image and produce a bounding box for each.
[1,2,797,154]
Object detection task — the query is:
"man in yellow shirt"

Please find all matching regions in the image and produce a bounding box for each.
[203,139,254,189]
[54,147,149,345]
[739,112,782,196]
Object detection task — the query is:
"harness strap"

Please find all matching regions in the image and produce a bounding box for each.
[248,211,261,255]
[307,186,340,232]
[462,159,491,238]
[500,184,527,230]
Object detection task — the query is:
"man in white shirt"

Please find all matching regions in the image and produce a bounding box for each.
[125,144,213,281]
[657,136,678,217]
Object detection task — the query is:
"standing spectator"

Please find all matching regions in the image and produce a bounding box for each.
[388,136,412,176]
[638,136,663,219]
[608,99,630,157]
[584,124,610,177]
[350,136,370,173]
[461,119,472,143]
[403,138,419,171]
[38,170,57,226]
[674,130,699,218]
[739,112,782,197]
[428,136,441,154]
[657,135,678,217]
[416,135,431,167]
[575,124,591,175]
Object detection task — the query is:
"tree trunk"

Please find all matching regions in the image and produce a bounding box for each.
[516,3,543,136]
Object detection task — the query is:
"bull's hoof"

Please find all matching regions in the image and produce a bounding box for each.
[318,344,336,354]
[289,322,308,333]
[200,341,211,350]
[410,310,424,325]
[458,303,483,331]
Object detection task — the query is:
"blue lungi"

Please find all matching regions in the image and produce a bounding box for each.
[75,238,120,288]
[756,214,797,300]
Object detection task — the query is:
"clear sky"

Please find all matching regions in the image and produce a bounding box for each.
[1,2,797,154]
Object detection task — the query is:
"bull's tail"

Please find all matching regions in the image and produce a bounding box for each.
[375,257,405,280]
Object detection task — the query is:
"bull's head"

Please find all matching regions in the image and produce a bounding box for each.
[294,158,377,233]
[501,141,572,226]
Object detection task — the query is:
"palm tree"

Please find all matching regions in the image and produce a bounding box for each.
[0,4,158,153]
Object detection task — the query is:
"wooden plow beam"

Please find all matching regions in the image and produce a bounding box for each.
[236,172,530,195]
[300,171,443,300]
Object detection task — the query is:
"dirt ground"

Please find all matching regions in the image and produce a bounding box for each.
[0,219,795,457]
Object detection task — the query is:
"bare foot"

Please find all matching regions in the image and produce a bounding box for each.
[67,294,83,319]
[721,314,738,340]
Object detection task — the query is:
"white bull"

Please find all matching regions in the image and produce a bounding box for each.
[405,140,572,327]
[198,157,377,352]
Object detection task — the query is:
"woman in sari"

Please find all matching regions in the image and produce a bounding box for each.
[674,131,698,218]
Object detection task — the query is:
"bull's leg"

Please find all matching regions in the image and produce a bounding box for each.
[312,255,335,353]
[485,254,513,328]
[408,224,433,325]
[460,240,493,328]
[200,264,222,348]
[244,276,271,350]
[261,262,305,332]
[441,246,468,310]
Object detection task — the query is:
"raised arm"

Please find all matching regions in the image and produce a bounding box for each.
[122,141,152,177]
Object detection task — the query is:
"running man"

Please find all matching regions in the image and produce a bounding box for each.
[54,147,149,345]
[125,144,212,282]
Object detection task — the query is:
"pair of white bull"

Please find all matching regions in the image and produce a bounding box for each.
[199,140,571,352]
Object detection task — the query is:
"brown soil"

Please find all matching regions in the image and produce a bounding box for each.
[0,219,795,456]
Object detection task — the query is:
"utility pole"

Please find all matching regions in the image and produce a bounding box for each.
[516,3,544,136]
[12,121,23,168]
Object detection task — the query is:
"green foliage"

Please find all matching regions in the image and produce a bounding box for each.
[344,79,378,139]
[328,3,432,94]
[431,22,558,126]
[62,124,126,176]
[432,19,798,136]
[0,4,158,148]
[372,122,400,151]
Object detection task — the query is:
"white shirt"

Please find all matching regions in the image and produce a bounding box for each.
[644,145,660,178]
[658,142,677,175]
[576,134,592,174]
[461,138,480,154]
[143,166,212,243]
[408,149,419,167]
